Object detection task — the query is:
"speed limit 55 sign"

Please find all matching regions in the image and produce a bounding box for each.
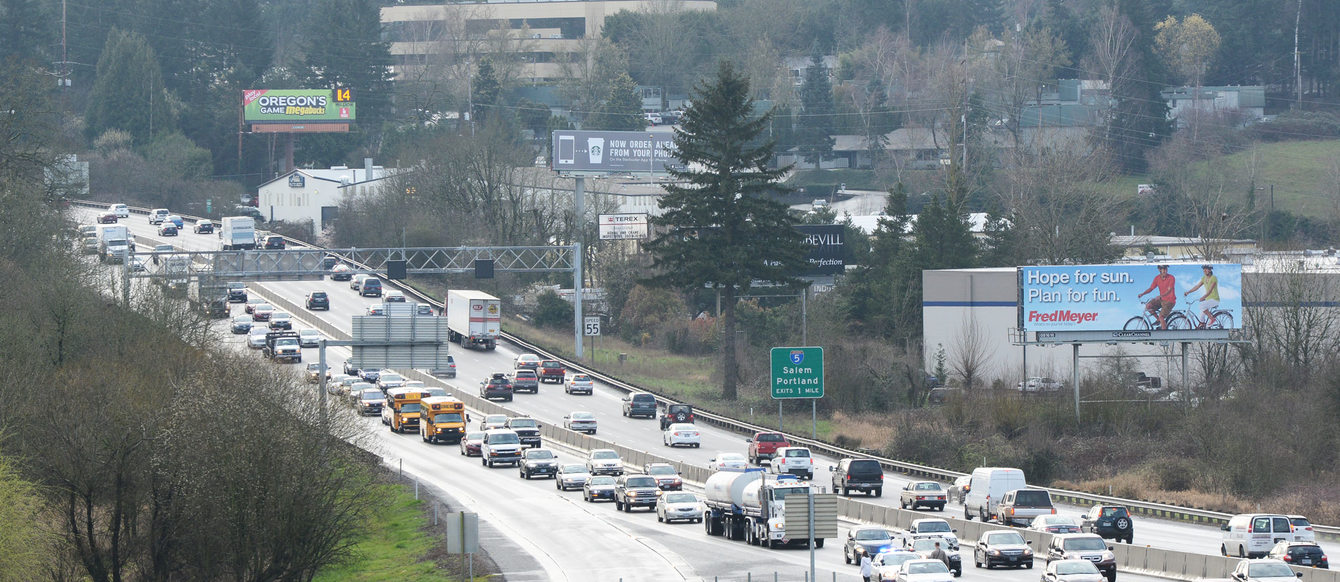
[583,316,601,336]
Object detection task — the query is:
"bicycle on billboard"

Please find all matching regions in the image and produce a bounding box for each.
[1123,300,1234,331]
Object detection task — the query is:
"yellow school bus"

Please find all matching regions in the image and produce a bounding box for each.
[383,388,432,433]
[420,396,468,444]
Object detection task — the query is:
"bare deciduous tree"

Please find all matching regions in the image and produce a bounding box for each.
[1239,257,1340,385]
[950,318,993,390]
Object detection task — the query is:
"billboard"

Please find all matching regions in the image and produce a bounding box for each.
[598,213,648,240]
[1019,263,1241,334]
[551,130,681,174]
[795,225,844,276]
[243,89,356,124]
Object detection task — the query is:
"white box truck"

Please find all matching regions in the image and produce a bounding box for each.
[97,224,131,263]
[445,290,500,350]
[219,216,256,251]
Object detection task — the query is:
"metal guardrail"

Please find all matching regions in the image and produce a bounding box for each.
[72,200,1340,542]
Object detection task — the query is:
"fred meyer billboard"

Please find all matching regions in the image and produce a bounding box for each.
[551,130,681,174]
[1019,263,1242,332]
[243,89,355,123]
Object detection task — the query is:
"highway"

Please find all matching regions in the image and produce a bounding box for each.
[73,207,1323,581]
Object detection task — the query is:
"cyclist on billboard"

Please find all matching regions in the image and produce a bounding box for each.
[1183,264,1220,329]
[1137,265,1176,329]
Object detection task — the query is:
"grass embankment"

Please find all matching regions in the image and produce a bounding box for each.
[315,484,478,582]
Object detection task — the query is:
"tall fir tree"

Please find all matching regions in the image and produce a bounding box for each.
[85,28,175,145]
[796,49,836,166]
[471,59,502,128]
[643,61,808,401]
[301,0,393,150]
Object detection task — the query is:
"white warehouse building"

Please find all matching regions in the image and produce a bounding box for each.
[256,163,394,238]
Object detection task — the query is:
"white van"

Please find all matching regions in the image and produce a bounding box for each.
[1221,513,1293,558]
[963,467,1027,522]
[148,208,169,224]
[110,203,129,218]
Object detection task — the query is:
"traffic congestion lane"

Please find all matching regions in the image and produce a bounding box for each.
[81,207,1340,566]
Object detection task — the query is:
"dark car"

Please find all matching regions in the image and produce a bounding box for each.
[974,529,1034,569]
[844,526,900,564]
[263,235,285,249]
[479,373,513,402]
[613,475,661,512]
[658,403,694,430]
[511,369,539,394]
[97,212,118,224]
[518,448,558,480]
[1046,534,1115,582]
[1081,505,1134,544]
[833,458,884,497]
[1268,541,1329,569]
[506,417,541,448]
[305,291,329,310]
[158,224,178,236]
[227,282,247,303]
[621,392,657,418]
[193,220,215,234]
[360,278,382,297]
[643,462,683,491]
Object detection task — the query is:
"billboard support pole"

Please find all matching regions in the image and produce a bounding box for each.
[1181,342,1190,398]
[573,176,585,359]
[1072,343,1081,425]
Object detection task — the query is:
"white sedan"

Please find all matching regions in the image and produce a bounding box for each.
[893,559,954,582]
[662,423,700,448]
[655,491,704,524]
[707,452,748,471]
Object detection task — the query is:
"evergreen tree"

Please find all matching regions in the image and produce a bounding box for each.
[301,0,393,140]
[587,72,646,131]
[796,50,836,165]
[85,28,175,146]
[837,183,919,340]
[0,0,55,63]
[643,61,808,401]
[471,59,502,128]
[913,193,978,270]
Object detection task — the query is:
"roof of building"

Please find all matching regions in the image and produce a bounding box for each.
[259,166,394,189]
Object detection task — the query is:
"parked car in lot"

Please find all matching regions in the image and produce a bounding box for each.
[1229,559,1302,582]
[1032,515,1082,534]
[556,463,590,491]
[586,449,623,476]
[565,374,594,395]
[1041,559,1107,582]
[1046,534,1115,582]
[305,291,329,310]
[707,452,748,472]
[662,423,700,448]
[642,463,682,490]
[1081,505,1134,543]
[899,480,948,511]
[562,411,597,434]
[833,457,884,497]
[193,219,214,234]
[655,491,703,524]
[583,475,617,502]
[974,529,1033,569]
[1267,541,1328,568]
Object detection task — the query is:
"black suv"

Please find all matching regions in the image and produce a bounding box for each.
[658,404,694,430]
[305,291,329,310]
[622,392,657,418]
[518,448,558,480]
[480,373,513,402]
[510,369,539,394]
[505,417,541,448]
[832,458,884,497]
[227,283,247,303]
[263,235,285,249]
[613,474,661,512]
[1268,541,1329,569]
[1081,505,1134,544]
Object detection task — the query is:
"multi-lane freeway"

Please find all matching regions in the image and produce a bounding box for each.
[75,206,1332,581]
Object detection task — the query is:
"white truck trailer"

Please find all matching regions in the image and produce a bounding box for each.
[219,216,256,251]
[702,468,836,548]
[96,224,131,263]
[444,290,500,350]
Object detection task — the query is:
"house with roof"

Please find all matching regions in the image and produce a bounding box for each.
[1160,85,1265,127]
[256,162,396,238]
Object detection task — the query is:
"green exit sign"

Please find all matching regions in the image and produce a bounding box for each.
[770,347,824,399]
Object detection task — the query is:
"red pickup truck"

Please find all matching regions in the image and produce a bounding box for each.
[746,431,790,465]
[539,360,565,384]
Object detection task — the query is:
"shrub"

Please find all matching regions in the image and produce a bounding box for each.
[531,290,572,329]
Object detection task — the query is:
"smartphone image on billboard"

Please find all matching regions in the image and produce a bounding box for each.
[557,135,575,165]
